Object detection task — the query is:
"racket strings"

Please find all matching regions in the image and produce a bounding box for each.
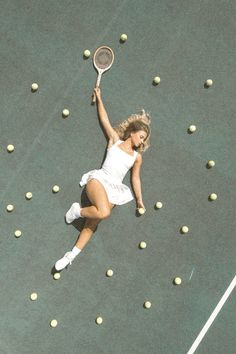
[94,49,113,69]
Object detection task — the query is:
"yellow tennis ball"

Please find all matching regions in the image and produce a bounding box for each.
[209,193,217,201]
[53,273,61,280]
[83,49,91,58]
[139,241,147,249]
[30,293,38,301]
[31,83,38,91]
[188,125,197,133]
[50,319,58,328]
[15,230,22,238]
[207,160,215,168]
[120,34,128,42]
[7,144,14,152]
[174,277,182,285]
[6,204,14,212]
[181,226,189,234]
[138,207,145,215]
[52,185,60,193]
[144,301,152,309]
[25,192,32,200]
[205,79,213,87]
[153,76,161,85]
[155,202,163,209]
[106,269,113,277]
[62,109,70,117]
[96,316,103,325]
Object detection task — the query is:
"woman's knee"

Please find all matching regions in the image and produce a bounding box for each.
[98,206,111,220]
[86,179,113,219]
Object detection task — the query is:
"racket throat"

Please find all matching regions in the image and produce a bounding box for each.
[95,72,102,87]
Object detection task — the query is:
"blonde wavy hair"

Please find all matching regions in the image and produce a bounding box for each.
[114,109,151,152]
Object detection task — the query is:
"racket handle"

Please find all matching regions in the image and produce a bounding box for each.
[92,73,101,104]
[92,91,96,103]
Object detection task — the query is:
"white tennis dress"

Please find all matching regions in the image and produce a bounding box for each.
[79,140,138,205]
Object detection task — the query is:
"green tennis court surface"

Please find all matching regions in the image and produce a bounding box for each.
[0,1,236,353]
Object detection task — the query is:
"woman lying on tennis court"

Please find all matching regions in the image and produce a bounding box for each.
[55,86,151,271]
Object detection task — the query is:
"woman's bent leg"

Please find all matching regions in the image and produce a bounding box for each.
[54,180,114,271]
[55,209,113,271]
[55,218,100,271]
[80,179,114,219]
[75,218,100,250]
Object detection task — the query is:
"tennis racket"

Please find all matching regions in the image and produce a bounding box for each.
[92,46,114,103]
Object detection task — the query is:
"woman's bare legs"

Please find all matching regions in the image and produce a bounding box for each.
[80,179,114,220]
[54,179,114,271]
[74,218,100,250]
[75,179,114,249]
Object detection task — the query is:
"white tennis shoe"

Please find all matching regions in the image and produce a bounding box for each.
[65,202,81,223]
[55,251,75,271]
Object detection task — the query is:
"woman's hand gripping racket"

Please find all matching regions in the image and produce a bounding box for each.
[92,46,114,103]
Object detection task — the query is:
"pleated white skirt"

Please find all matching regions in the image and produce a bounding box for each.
[79,169,133,205]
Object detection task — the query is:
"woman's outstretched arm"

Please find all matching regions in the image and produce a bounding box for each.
[94,87,119,146]
[131,154,146,210]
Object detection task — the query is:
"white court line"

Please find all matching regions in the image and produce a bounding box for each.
[189,268,195,281]
[187,274,236,354]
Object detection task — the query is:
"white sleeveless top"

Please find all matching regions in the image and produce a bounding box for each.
[79,140,138,205]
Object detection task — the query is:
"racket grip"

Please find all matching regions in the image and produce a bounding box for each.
[92,91,96,103]
[92,73,101,104]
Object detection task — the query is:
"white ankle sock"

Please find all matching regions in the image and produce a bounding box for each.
[71,246,81,258]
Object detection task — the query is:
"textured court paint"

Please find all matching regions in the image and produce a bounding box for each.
[0,1,236,354]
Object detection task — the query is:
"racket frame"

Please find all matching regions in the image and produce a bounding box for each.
[92,45,114,102]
